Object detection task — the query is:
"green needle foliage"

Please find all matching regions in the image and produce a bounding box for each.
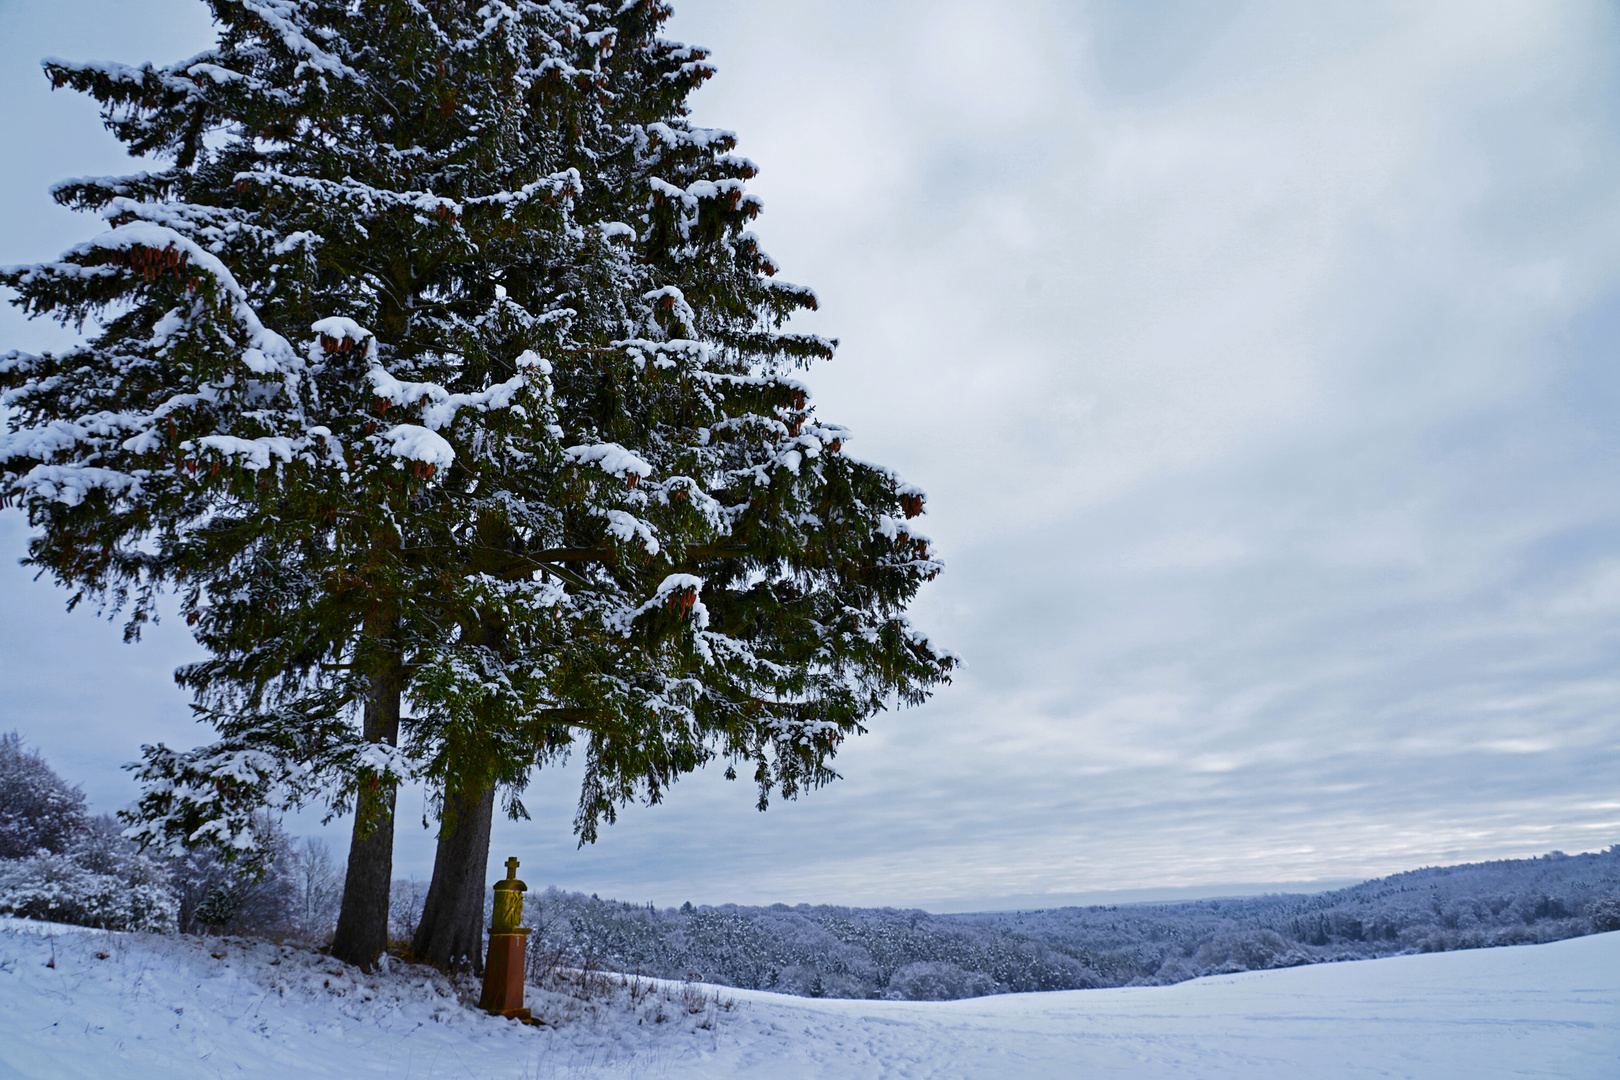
[1,0,954,951]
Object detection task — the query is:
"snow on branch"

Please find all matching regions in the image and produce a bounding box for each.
[515,349,553,375]
[42,56,204,101]
[463,169,582,209]
[237,167,580,222]
[240,0,365,82]
[196,434,302,471]
[598,508,661,555]
[10,464,141,507]
[644,285,698,335]
[0,419,92,464]
[616,336,711,368]
[378,425,455,470]
[765,278,819,310]
[237,169,463,219]
[566,442,653,483]
[648,175,756,215]
[27,221,300,375]
[628,573,710,630]
[366,363,530,431]
[48,171,180,210]
[310,316,372,349]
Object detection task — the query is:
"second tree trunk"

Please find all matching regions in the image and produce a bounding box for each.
[411,780,497,972]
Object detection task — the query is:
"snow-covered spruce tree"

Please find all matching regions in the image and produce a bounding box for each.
[1,0,954,970]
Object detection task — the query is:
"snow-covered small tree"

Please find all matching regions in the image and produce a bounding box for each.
[289,836,342,942]
[3,0,954,971]
[0,731,89,858]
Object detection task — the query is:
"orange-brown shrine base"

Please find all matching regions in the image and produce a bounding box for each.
[478,930,530,1020]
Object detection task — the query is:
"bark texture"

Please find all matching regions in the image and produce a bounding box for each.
[410,781,497,973]
[330,654,402,969]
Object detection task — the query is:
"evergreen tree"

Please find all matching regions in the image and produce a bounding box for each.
[2,0,954,970]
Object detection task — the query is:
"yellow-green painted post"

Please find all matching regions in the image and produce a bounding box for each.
[478,857,532,1020]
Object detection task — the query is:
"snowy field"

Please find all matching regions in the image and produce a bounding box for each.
[0,918,1614,1080]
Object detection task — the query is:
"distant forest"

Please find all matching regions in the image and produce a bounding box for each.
[10,731,1614,1001]
[527,847,1620,1000]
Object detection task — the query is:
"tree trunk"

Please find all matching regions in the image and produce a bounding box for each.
[412,609,506,973]
[330,292,413,972]
[410,780,496,973]
[330,649,402,969]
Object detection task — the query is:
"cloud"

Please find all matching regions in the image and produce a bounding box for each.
[3,0,1618,909]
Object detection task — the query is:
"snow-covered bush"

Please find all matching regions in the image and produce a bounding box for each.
[1588,896,1620,933]
[0,737,351,941]
[1144,955,1202,986]
[772,964,872,999]
[76,814,174,890]
[0,738,176,933]
[0,815,176,932]
[885,961,999,1001]
[1192,929,1309,974]
[0,731,89,858]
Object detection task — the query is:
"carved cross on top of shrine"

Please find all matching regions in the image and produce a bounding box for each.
[505,857,520,880]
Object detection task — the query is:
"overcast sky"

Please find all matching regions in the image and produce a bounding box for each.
[2,0,1618,912]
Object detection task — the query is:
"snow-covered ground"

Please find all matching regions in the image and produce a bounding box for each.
[0,918,1614,1079]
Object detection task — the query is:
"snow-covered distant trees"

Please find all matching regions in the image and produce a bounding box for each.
[0,733,176,932]
[0,826,178,934]
[0,731,89,858]
[528,889,1102,999]
[168,814,300,935]
[0,734,353,941]
[524,848,1620,1001]
[2,0,952,971]
[292,837,343,940]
